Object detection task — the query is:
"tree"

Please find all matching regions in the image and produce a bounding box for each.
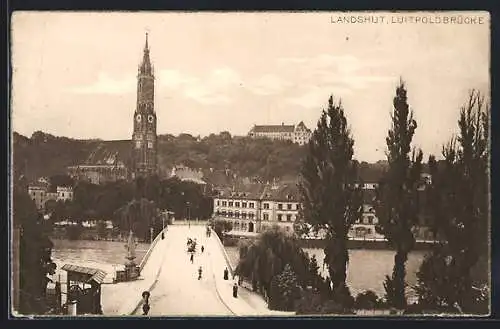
[213,219,233,240]
[235,226,315,299]
[14,187,56,314]
[415,90,490,314]
[374,79,423,309]
[269,264,302,311]
[114,198,158,241]
[298,95,363,303]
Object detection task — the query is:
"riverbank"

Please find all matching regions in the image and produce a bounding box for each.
[223,233,440,251]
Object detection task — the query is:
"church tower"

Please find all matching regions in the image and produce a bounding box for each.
[132,33,157,178]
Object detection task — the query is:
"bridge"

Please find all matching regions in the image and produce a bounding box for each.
[101,224,290,317]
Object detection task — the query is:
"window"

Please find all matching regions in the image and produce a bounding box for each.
[263,203,269,209]
[242,202,247,208]
[287,214,292,222]
[249,213,255,219]
[263,213,269,221]
[278,214,283,221]
[368,216,374,224]
[296,204,300,210]
[249,202,254,208]
[148,141,153,149]
[287,204,292,210]
[229,201,233,207]
[217,200,220,206]
[222,201,227,206]
[135,141,141,149]
[235,202,240,207]
[278,204,283,210]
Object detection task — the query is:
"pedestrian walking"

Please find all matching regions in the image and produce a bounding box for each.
[141,291,151,315]
[232,283,238,298]
[201,245,205,253]
[198,266,203,280]
[223,267,229,280]
[190,253,194,263]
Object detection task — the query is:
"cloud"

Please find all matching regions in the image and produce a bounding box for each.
[288,86,353,108]
[248,74,291,95]
[158,69,199,89]
[66,73,136,94]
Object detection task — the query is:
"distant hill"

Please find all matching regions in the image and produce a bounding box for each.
[12,130,400,184]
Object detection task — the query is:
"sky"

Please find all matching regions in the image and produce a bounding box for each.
[11,12,490,162]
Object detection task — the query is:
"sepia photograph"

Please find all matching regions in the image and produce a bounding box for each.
[9,11,490,317]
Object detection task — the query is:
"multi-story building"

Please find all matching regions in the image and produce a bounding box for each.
[248,121,312,145]
[28,184,49,211]
[213,183,300,234]
[28,183,71,211]
[57,186,74,202]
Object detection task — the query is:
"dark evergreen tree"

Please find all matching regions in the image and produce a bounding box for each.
[374,79,423,309]
[415,90,490,314]
[299,95,363,304]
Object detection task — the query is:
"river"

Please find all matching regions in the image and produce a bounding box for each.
[224,246,427,301]
[50,238,427,302]
[51,239,150,284]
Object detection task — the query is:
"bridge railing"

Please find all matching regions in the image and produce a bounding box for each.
[211,228,236,277]
[139,227,167,273]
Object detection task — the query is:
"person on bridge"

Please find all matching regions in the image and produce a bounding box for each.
[190,253,194,263]
[198,266,203,280]
[233,283,238,298]
[223,267,229,280]
[201,245,205,253]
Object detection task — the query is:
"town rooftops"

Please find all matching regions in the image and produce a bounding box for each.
[260,183,300,202]
[250,124,295,133]
[295,121,311,132]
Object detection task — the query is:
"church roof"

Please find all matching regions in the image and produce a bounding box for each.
[83,140,132,166]
[250,124,295,133]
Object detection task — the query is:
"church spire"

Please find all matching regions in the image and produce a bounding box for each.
[140,32,152,76]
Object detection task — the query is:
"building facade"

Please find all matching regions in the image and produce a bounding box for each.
[212,184,299,234]
[28,183,73,211]
[248,121,312,145]
[132,33,158,178]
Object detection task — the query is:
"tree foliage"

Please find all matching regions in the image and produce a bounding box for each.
[269,264,302,311]
[299,95,363,303]
[415,90,490,314]
[374,79,423,309]
[235,226,318,298]
[14,187,56,314]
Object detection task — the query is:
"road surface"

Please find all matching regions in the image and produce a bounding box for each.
[135,225,234,316]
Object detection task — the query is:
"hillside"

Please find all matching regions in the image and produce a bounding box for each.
[12,131,391,183]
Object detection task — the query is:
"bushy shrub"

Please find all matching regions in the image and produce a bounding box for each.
[354,290,380,310]
[269,264,302,311]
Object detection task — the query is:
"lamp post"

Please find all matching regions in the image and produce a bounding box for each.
[187,202,191,228]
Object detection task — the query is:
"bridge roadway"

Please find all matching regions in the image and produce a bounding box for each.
[136,225,233,316]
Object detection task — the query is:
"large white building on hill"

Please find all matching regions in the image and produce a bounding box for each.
[248,121,312,145]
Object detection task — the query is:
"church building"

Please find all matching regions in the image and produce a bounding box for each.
[68,34,159,184]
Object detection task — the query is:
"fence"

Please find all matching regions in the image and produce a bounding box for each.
[138,227,167,273]
[211,228,236,277]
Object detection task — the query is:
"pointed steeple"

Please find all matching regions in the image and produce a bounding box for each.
[139,32,152,76]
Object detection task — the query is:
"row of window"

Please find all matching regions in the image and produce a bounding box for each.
[262,213,294,222]
[263,202,299,210]
[216,210,256,220]
[217,200,256,208]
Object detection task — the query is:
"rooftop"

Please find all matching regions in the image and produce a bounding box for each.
[250,124,295,133]
[82,140,132,167]
[61,264,107,284]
